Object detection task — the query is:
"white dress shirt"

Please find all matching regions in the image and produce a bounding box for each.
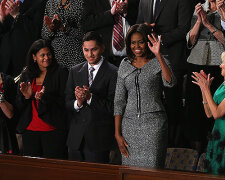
[74,57,104,111]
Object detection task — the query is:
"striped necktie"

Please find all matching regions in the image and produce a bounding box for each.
[112,0,124,51]
[89,66,95,86]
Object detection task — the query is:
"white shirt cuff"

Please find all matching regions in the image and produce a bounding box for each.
[74,100,83,112]
[221,20,225,30]
[87,94,92,105]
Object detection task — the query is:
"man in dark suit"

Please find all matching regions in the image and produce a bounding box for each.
[137,0,193,146]
[0,0,47,77]
[65,31,118,163]
[82,0,139,67]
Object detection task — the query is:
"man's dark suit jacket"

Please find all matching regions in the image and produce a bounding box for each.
[137,0,193,71]
[0,0,47,77]
[66,59,118,152]
[82,0,139,60]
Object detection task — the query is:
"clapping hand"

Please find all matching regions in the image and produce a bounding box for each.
[111,0,128,15]
[195,3,211,27]
[217,0,225,21]
[44,14,63,32]
[147,34,161,56]
[34,86,45,100]
[20,82,33,99]
[75,86,86,107]
[5,0,20,18]
[0,0,9,22]
[83,85,91,101]
[195,3,202,23]
[118,0,128,14]
[192,70,214,91]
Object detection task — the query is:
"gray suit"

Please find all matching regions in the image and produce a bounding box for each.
[114,58,176,168]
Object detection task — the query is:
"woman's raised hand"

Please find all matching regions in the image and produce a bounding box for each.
[147,34,161,56]
[20,82,33,99]
[115,134,129,158]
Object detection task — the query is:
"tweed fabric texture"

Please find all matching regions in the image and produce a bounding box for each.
[114,57,176,168]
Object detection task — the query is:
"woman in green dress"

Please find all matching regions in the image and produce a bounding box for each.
[192,52,225,175]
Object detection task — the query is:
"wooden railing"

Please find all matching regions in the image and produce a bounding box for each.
[0,154,224,180]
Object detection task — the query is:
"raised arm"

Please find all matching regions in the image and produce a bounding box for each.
[192,71,225,119]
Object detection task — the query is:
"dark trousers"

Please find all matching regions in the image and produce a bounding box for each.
[22,129,67,159]
[68,138,109,163]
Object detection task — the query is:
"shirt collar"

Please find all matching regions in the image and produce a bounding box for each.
[88,56,104,72]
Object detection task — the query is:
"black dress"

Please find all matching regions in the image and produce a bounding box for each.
[0,73,18,154]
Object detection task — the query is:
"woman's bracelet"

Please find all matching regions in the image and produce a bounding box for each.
[202,101,208,105]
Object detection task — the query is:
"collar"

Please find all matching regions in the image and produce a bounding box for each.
[88,56,104,72]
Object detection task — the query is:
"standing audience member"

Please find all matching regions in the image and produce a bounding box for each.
[192,52,225,175]
[16,39,68,159]
[136,0,193,147]
[114,24,176,168]
[184,0,225,153]
[41,0,85,69]
[66,31,118,163]
[0,72,18,154]
[82,0,139,67]
[0,0,47,77]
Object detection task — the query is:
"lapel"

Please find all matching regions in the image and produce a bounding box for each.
[154,0,169,22]
[90,60,107,90]
[150,0,154,23]
[96,0,111,11]
[78,62,89,87]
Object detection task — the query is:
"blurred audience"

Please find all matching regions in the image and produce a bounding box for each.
[184,0,224,154]
[41,0,85,69]
[0,72,18,154]
[82,0,139,67]
[0,0,47,77]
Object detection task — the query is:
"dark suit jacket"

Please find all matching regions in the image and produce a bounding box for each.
[16,63,68,133]
[82,0,139,59]
[137,0,193,71]
[0,0,47,77]
[66,59,118,152]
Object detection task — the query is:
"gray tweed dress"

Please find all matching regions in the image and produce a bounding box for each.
[114,57,176,168]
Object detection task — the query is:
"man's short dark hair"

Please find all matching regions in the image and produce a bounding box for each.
[82,31,104,46]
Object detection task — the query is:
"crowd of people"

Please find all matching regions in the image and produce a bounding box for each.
[0,0,225,176]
